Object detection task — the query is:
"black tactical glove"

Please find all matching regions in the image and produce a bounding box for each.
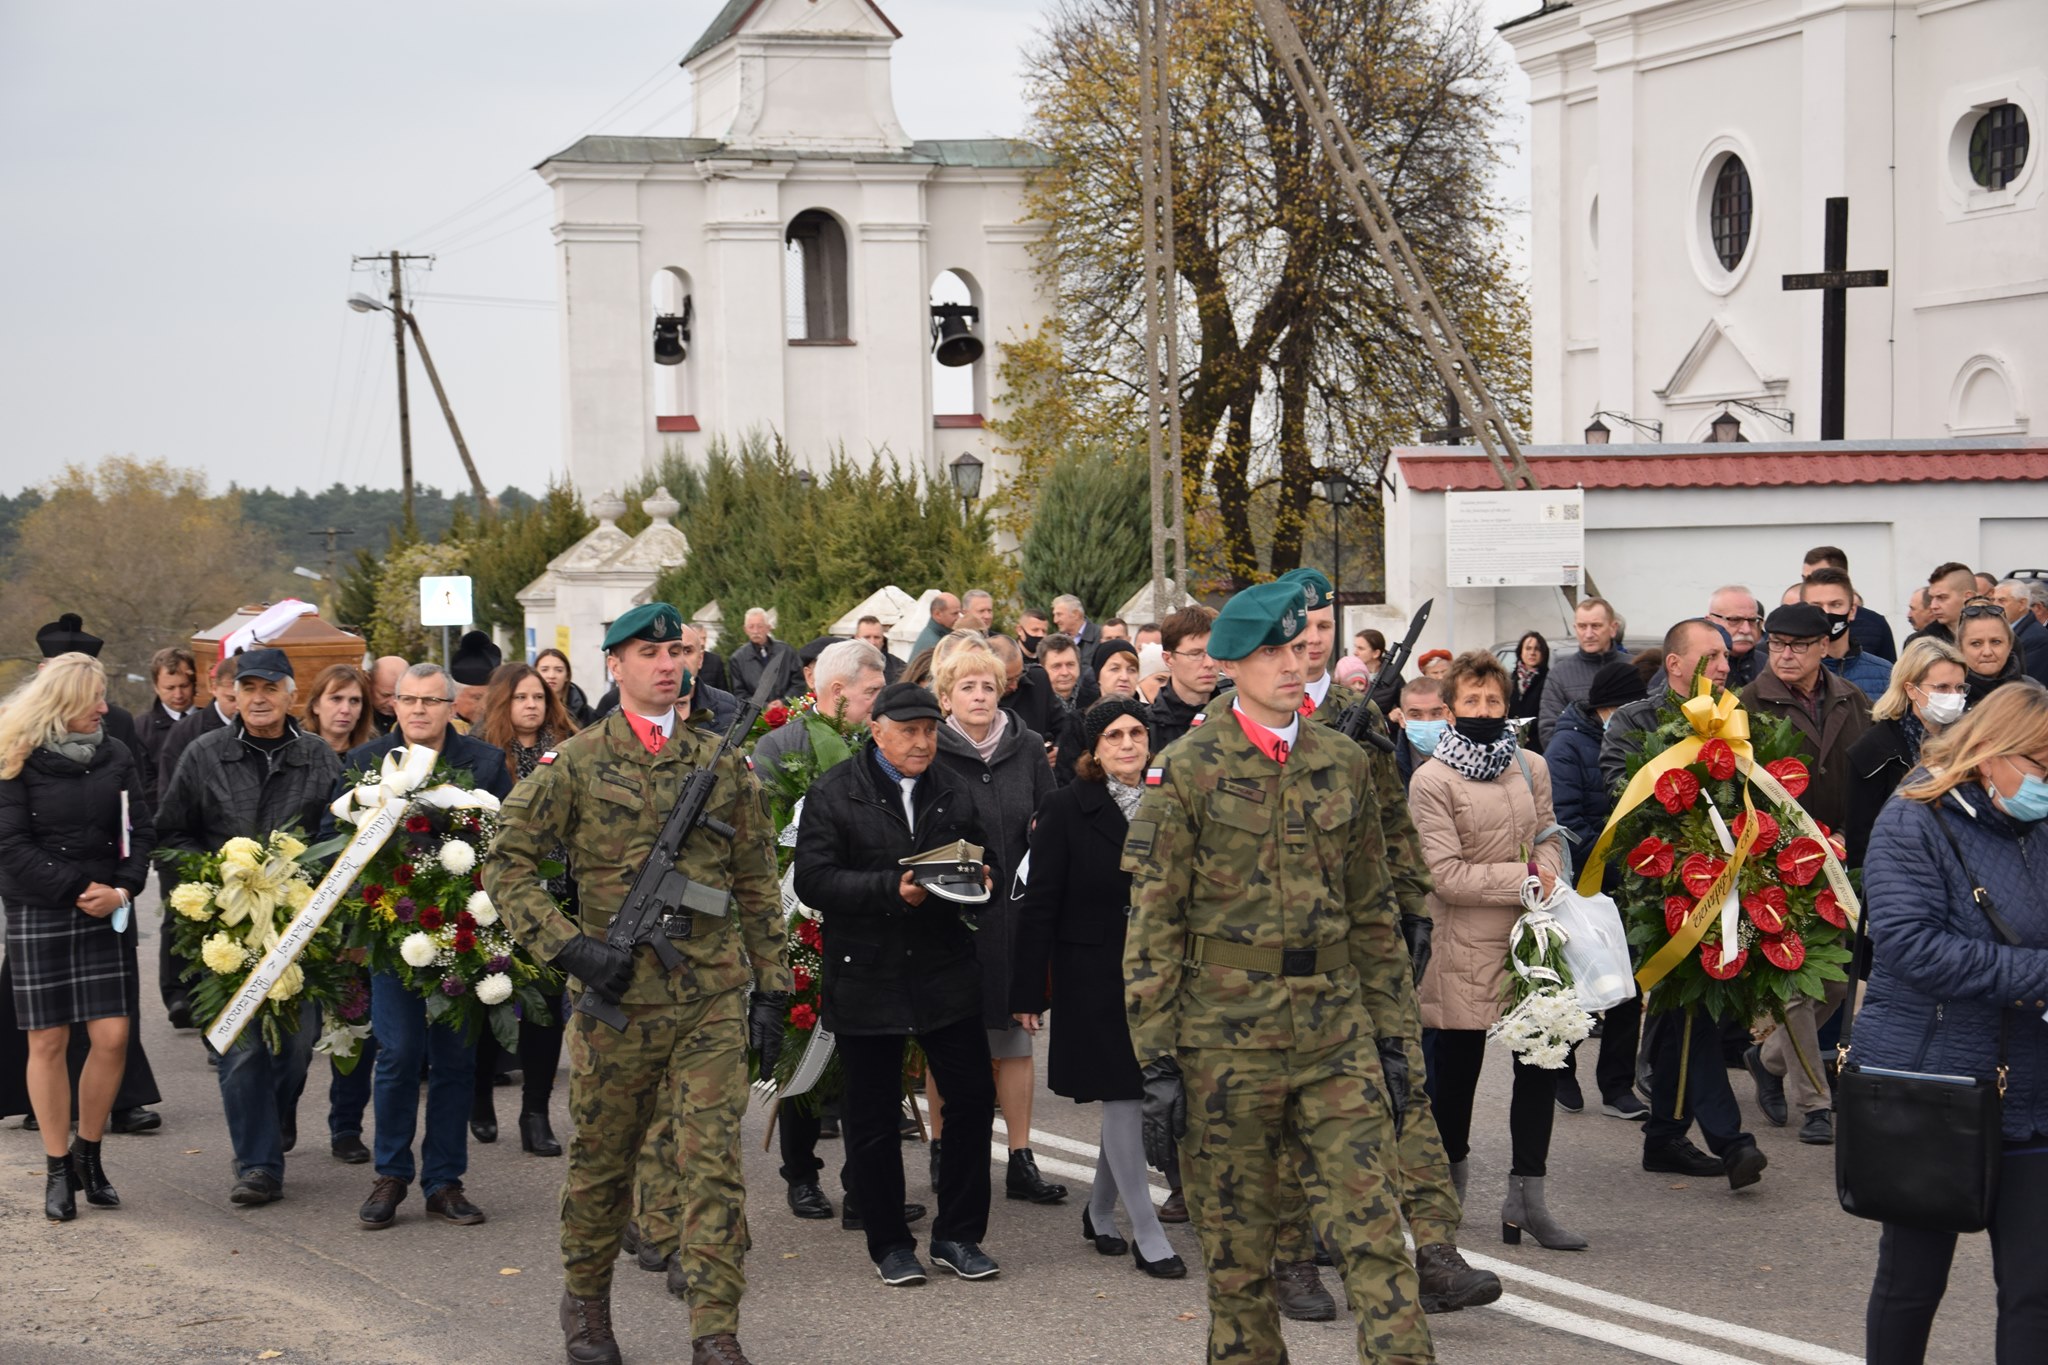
[1377,1038,1412,1138]
[551,935,635,1003]
[1140,1056,1188,1168]
[1400,912,1433,987]
[750,991,790,1080]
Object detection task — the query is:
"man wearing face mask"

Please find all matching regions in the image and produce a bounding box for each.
[1397,677,1452,788]
[1801,568,1892,701]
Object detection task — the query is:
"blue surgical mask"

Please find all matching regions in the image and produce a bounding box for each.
[1996,773,2048,824]
[1405,719,1448,755]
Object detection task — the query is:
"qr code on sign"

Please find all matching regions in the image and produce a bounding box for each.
[1562,502,1581,522]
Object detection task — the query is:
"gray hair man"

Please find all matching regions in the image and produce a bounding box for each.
[959,591,995,635]
[1049,594,1100,650]
[1996,579,2048,688]
[913,593,962,658]
[732,609,804,701]
[1705,586,1765,689]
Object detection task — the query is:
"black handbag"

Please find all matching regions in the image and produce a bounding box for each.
[1834,809,2015,1233]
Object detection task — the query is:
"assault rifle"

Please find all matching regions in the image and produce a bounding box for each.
[1333,597,1433,754]
[576,671,779,1030]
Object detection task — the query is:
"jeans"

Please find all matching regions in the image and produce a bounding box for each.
[216,998,317,1181]
[327,1033,379,1141]
[839,1014,993,1263]
[370,972,475,1195]
[1868,1151,2048,1363]
[1642,1007,1750,1156]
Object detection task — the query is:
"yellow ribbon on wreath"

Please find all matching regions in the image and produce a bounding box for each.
[1574,676,1861,995]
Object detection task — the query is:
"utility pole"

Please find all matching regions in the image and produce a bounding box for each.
[354,251,434,537]
[310,526,355,586]
[400,313,492,513]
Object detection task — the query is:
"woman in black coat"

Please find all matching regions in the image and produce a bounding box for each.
[0,654,154,1220]
[928,646,1065,1203]
[1012,696,1186,1278]
[1509,631,1549,723]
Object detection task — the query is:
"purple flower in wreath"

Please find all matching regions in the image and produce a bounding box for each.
[394,897,416,923]
[440,975,466,996]
[338,977,371,1023]
[486,954,513,974]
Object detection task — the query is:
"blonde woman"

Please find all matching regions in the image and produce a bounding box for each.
[0,654,154,1220]
[1857,681,2048,1362]
[923,642,1065,1204]
[1846,636,1969,867]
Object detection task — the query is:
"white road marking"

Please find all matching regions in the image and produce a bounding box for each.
[929,1101,1858,1364]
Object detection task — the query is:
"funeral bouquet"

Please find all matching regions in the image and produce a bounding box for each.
[1587,677,1856,1030]
[1489,882,1597,1069]
[331,758,559,1047]
[170,831,359,1061]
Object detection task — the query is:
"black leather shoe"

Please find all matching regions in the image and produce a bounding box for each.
[875,1248,928,1286]
[71,1139,118,1208]
[929,1239,1000,1280]
[230,1170,282,1206]
[518,1111,561,1156]
[787,1182,833,1219]
[1642,1138,1724,1178]
[21,1113,38,1132]
[45,1158,78,1222]
[331,1134,371,1164]
[426,1182,487,1225]
[1005,1148,1068,1204]
[470,1092,497,1144]
[840,1194,925,1231]
[1082,1207,1128,1256]
[359,1175,407,1228]
[1157,1189,1188,1223]
[280,1113,296,1153]
[166,999,195,1030]
[1133,1246,1187,1279]
[1799,1109,1834,1146]
[110,1106,161,1135]
[1723,1138,1768,1189]
[1744,1046,1788,1126]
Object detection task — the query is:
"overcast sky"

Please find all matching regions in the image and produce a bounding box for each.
[0,0,1532,500]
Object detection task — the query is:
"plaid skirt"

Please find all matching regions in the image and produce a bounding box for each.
[4,899,137,1030]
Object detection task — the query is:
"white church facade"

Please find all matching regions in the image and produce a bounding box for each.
[537,0,1052,501]
[1501,0,2043,444]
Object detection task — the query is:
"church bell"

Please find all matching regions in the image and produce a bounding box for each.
[653,296,693,366]
[930,303,983,368]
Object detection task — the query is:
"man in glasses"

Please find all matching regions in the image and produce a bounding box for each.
[1146,603,1221,751]
[1706,586,1766,688]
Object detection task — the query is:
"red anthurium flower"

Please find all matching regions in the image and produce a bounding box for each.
[1700,942,1747,980]
[1679,853,1726,898]
[1730,810,1780,852]
[1655,769,1702,815]
[1699,739,1737,782]
[1777,838,1827,887]
[1764,757,1810,798]
[1628,837,1676,879]
[1742,886,1789,934]
[1759,930,1806,971]
[1665,896,1696,935]
[1814,888,1849,929]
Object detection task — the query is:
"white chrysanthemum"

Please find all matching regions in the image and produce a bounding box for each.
[169,882,217,921]
[400,932,439,968]
[200,933,246,975]
[438,840,478,877]
[266,963,304,1001]
[475,972,513,1006]
[465,890,497,926]
[271,833,308,861]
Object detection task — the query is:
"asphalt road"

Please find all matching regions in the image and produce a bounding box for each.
[0,897,1996,1364]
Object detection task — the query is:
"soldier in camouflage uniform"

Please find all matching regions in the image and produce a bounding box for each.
[1269,568,1499,1318]
[486,603,788,1365]
[1125,580,1432,1365]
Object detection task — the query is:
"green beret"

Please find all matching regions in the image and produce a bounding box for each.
[1277,567,1334,612]
[1206,580,1308,661]
[604,602,685,651]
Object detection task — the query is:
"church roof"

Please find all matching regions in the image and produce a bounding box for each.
[1393,439,2048,492]
[541,135,1050,169]
[685,0,902,64]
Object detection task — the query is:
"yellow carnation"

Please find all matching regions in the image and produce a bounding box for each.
[284,880,314,911]
[168,882,217,921]
[271,833,307,862]
[266,963,304,1001]
[220,836,263,868]
[200,933,246,975]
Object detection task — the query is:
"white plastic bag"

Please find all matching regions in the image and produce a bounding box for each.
[1522,879,1636,1012]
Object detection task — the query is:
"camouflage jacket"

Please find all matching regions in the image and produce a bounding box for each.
[485,708,788,1005]
[1306,679,1433,922]
[1122,702,1420,1063]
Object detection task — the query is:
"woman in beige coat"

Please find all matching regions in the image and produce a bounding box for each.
[1410,650,1583,1250]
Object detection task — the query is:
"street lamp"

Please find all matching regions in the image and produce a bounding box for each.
[1710,409,1745,444]
[1313,469,1355,610]
[345,287,491,514]
[949,452,984,523]
[1583,416,1611,445]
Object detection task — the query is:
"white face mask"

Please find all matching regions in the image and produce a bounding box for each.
[1919,691,1967,727]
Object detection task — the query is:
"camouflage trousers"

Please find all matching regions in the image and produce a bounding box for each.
[561,991,750,1337]
[1274,1033,1460,1262]
[1179,1036,1432,1365]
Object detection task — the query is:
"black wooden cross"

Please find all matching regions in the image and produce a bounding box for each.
[1420,382,1473,444]
[1782,197,1888,440]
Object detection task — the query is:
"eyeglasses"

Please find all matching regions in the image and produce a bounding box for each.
[1959,602,2009,621]
[393,695,453,708]
[1708,611,1764,629]
[1170,648,1212,661]
[1766,637,1822,655]
[2007,754,2048,779]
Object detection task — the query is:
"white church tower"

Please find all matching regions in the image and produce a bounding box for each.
[538,0,1052,498]
[1501,0,2042,444]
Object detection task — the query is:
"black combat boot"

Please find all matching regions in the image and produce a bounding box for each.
[560,1292,622,1365]
[1415,1242,1502,1313]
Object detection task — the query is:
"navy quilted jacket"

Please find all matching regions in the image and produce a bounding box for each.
[1854,780,2048,1142]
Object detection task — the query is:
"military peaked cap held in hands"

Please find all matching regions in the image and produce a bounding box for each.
[603,602,684,651]
[449,630,502,685]
[1206,580,1308,662]
[36,613,104,659]
[869,683,943,723]
[1764,602,1830,640]
[1278,566,1334,612]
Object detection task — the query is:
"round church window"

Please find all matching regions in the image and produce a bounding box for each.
[1709,155,1752,271]
[1970,103,2029,191]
